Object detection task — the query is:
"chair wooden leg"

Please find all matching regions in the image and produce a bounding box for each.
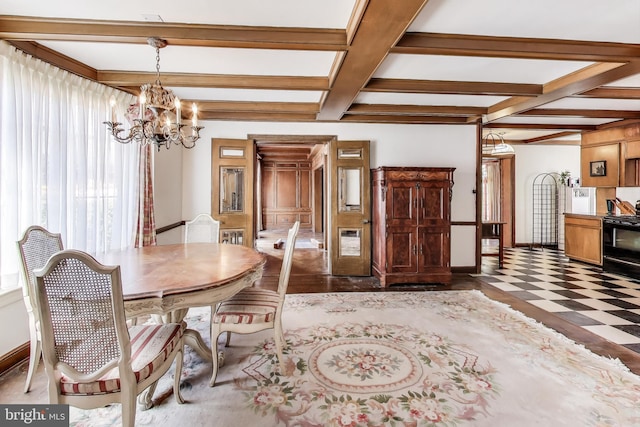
[174,347,185,404]
[121,388,137,427]
[274,323,286,373]
[141,381,158,410]
[24,338,41,393]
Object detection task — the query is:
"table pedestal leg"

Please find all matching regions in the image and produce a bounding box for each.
[184,329,213,362]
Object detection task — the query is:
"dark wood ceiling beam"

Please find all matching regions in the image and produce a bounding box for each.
[340,115,470,124]
[523,131,581,144]
[9,41,98,81]
[520,109,640,119]
[365,78,541,96]
[486,62,640,122]
[575,87,640,99]
[190,101,319,114]
[484,123,598,131]
[394,33,640,62]
[199,111,317,121]
[97,71,329,91]
[347,103,486,116]
[0,15,346,51]
[316,0,430,120]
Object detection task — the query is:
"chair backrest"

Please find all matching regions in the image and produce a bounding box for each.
[277,221,300,296]
[17,226,64,315]
[34,249,130,380]
[185,214,220,243]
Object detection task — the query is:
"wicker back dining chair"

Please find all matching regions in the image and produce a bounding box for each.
[34,249,185,426]
[17,225,64,393]
[209,221,299,386]
[184,213,220,243]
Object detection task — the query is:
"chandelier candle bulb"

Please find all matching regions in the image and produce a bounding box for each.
[109,97,116,123]
[175,98,181,125]
[192,103,198,127]
[139,93,146,120]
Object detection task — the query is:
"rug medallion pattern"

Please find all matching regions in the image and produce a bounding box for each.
[67,291,640,426]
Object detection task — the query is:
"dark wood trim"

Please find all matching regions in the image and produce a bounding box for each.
[0,342,28,376]
[365,78,542,97]
[156,221,184,234]
[475,122,483,274]
[394,32,640,62]
[339,115,470,124]
[451,221,476,226]
[452,266,476,274]
[317,0,428,120]
[347,103,486,116]
[486,62,640,123]
[0,16,347,51]
[9,41,98,81]
[520,108,640,119]
[98,71,329,91]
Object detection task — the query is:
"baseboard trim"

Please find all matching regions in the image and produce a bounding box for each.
[452,266,476,274]
[0,342,28,376]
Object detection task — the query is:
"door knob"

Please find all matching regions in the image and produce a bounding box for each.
[362,219,370,224]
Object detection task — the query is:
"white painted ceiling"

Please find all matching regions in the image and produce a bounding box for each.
[2,0,639,143]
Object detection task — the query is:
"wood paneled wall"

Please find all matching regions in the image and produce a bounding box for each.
[261,161,312,229]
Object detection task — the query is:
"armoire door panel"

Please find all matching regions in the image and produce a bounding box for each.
[419,186,445,224]
[388,183,415,226]
[387,228,416,273]
[418,228,449,271]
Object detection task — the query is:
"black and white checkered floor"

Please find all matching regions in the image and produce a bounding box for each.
[474,248,640,353]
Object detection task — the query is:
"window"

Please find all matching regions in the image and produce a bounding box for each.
[0,41,139,291]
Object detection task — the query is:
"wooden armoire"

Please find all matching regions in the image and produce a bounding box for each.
[372,167,455,287]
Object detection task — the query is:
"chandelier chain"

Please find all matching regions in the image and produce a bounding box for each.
[155,46,162,86]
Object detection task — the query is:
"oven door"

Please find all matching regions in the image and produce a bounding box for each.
[603,221,640,279]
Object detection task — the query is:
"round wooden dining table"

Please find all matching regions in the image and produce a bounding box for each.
[98,243,266,361]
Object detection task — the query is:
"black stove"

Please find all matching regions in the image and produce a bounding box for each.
[603,215,640,227]
[602,216,640,280]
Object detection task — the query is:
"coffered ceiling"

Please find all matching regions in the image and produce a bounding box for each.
[2,0,640,144]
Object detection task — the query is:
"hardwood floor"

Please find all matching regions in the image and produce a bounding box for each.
[254,227,640,375]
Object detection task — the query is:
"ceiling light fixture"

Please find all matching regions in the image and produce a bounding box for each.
[104,37,203,151]
[482,131,515,156]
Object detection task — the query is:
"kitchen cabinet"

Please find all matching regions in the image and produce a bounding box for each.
[564,214,602,266]
[372,167,455,286]
[580,143,620,188]
[580,123,640,188]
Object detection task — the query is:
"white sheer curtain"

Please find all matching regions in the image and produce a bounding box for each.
[0,41,139,290]
[482,159,501,222]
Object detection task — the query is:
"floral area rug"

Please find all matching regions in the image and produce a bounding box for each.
[70,291,640,426]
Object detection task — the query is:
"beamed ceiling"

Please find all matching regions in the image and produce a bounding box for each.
[2,0,640,145]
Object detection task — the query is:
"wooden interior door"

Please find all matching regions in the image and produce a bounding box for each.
[329,140,371,276]
[211,138,255,247]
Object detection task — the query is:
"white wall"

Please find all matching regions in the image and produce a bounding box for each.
[0,289,30,357]
[514,144,581,244]
[176,121,478,266]
[154,145,184,245]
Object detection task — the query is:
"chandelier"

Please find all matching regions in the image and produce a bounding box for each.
[482,131,515,156]
[104,37,203,150]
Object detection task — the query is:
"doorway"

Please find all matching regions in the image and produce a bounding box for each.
[253,136,331,277]
[481,155,515,262]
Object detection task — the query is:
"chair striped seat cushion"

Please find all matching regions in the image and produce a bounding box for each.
[213,288,280,325]
[60,324,183,396]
